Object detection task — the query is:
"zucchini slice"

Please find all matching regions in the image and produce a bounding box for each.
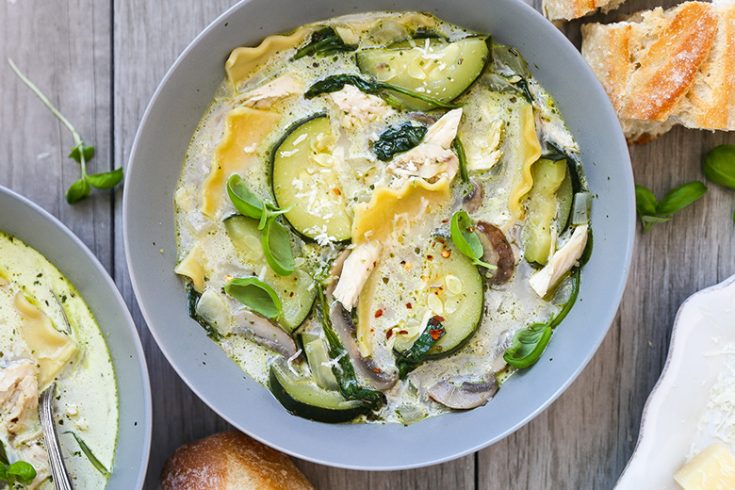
[271,115,352,242]
[356,36,490,111]
[224,215,316,331]
[556,165,573,232]
[269,360,368,423]
[523,159,567,265]
[422,240,484,357]
[356,238,483,359]
[302,334,339,391]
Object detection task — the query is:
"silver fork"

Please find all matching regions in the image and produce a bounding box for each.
[40,387,73,490]
[37,293,74,490]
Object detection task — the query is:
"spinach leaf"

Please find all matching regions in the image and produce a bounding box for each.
[261,218,295,276]
[373,122,427,161]
[703,144,735,189]
[305,74,458,110]
[317,289,385,409]
[488,43,534,102]
[0,461,36,485]
[395,316,446,379]
[225,277,283,320]
[186,286,222,341]
[68,432,110,478]
[9,59,123,205]
[635,182,707,232]
[293,27,356,60]
[449,210,495,270]
[452,137,471,185]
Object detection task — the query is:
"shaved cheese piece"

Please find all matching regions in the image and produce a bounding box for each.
[225,27,311,88]
[675,443,735,490]
[508,103,542,220]
[240,74,304,108]
[329,85,391,129]
[529,225,588,298]
[174,244,207,292]
[352,178,450,244]
[201,107,280,217]
[333,241,382,310]
[14,294,78,390]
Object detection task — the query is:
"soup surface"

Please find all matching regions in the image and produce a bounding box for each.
[175,11,591,425]
[0,232,118,487]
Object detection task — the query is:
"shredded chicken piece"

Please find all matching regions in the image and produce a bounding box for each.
[332,241,382,310]
[0,359,50,488]
[390,108,463,183]
[329,85,391,129]
[529,225,589,297]
[240,74,304,108]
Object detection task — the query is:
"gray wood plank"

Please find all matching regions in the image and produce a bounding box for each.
[111,2,475,487]
[0,0,113,267]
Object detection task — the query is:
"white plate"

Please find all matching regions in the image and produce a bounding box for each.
[616,274,735,489]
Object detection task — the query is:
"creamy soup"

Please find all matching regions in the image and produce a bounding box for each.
[175,11,591,424]
[0,232,118,487]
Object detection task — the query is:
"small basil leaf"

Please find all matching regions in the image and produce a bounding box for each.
[66,178,91,204]
[227,174,267,221]
[640,215,671,233]
[503,323,552,369]
[305,74,380,98]
[635,185,658,217]
[656,181,707,216]
[67,432,110,477]
[703,144,735,189]
[261,218,295,276]
[225,277,282,319]
[68,143,95,163]
[450,210,487,264]
[5,460,37,484]
[373,122,427,161]
[86,167,123,189]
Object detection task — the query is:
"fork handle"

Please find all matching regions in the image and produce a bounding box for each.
[40,389,74,490]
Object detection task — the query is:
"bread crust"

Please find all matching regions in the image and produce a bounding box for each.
[161,431,314,490]
[544,0,626,22]
[581,1,733,143]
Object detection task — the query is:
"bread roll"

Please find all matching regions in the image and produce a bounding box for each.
[582,1,735,143]
[544,0,627,22]
[161,431,314,490]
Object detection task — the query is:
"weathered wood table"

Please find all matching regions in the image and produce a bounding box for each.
[1,0,733,488]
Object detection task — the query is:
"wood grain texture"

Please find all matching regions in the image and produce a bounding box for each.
[1,0,734,489]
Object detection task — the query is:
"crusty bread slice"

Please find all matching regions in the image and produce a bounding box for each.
[544,0,627,22]
[161,431,314,490]
[582,1,735,143]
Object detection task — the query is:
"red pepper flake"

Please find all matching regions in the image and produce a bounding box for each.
[429,328,443,341]
[374,309,384,318]
[332,187,342,196]
[405,302,413,309]
[429,315,445,325]
[427,254,434,261]
[372,367,382,374]
[386,329,394,340]
[398,329,408,335]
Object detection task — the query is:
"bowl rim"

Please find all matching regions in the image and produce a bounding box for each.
[0,185,153,487]
[123,0,635,470]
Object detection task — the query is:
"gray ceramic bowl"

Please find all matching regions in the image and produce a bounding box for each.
[0,186,152,488]
[124,0,634,470]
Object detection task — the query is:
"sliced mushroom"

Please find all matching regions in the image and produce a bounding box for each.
[475,221,515,285]
[327,251,398,391]
[463,181,484,213]
[428,378,498,410]
[231,309,298,358]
